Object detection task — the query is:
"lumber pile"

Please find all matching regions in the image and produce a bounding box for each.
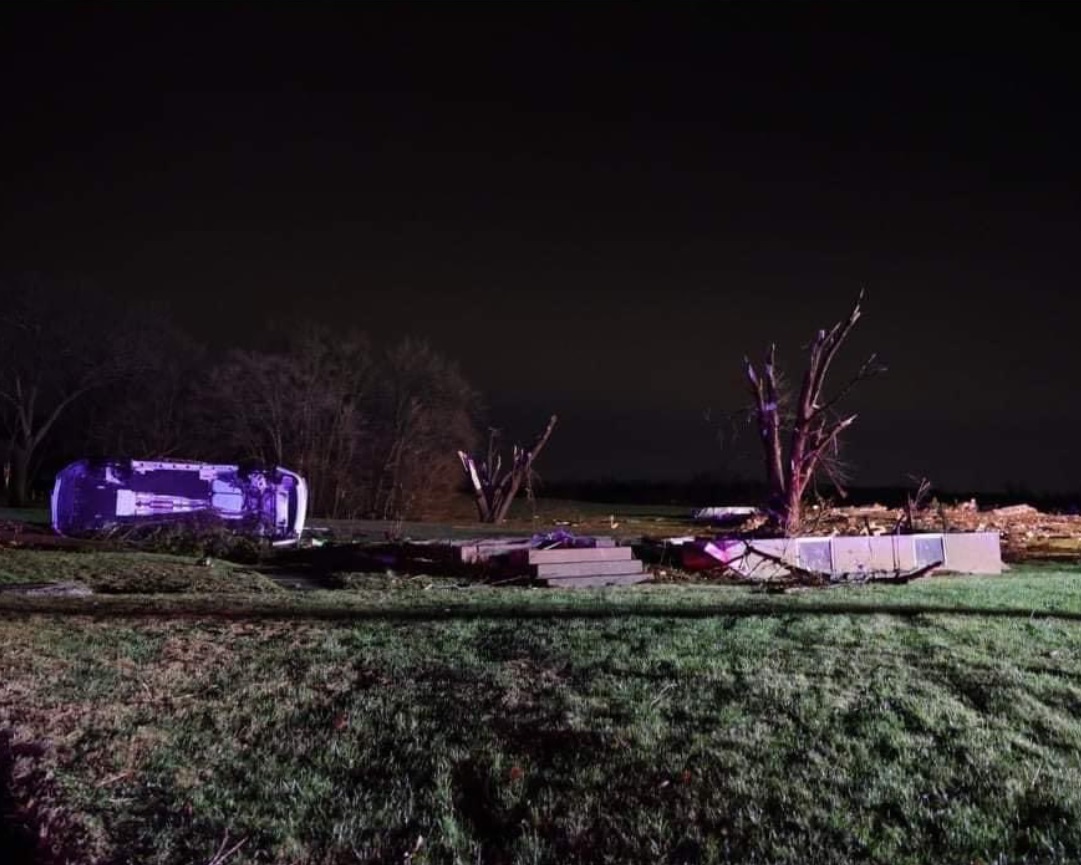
[529,546,648,588]
[811,502,1081,560]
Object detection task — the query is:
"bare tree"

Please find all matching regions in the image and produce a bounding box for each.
[0,280,148,506]
[458,415,558,523]
[86,326,207,459]
[366,338,480,519]
[899,476,933,534]
[744,291,883,535]
[207,327,376,518]
[206,331,479,520]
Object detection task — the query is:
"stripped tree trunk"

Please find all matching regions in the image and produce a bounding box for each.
[744,291,883,535]
[458,415,557,523]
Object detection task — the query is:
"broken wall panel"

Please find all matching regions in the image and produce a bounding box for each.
[531,544,648,586]
[745,539,800,579]
[682,532,1002,577]
[534,560,645,578]
[832,536,903,573]
[528,547,633,565]
[940,532,1003,574]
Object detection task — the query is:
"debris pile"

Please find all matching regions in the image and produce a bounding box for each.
[805,502,1081,560]
[273,529,646,587]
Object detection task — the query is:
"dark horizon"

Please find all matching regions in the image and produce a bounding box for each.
[534,475,1080,510]
[3,3,1080,495]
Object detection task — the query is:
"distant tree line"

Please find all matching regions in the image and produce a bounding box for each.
[0,280,480,518]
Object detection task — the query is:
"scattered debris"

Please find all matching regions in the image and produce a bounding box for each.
[691,506,760,526]
[671,532,1000,578]
[988,504,1040,519]
[736,544,940,592]
[268,529,645,588]
[796,501,1081,561]
[206,831,248,865]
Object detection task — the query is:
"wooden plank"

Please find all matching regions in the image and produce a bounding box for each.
[528,547,633,565]
[542,573,651,588]
[458,539,532,563]
[534,560,644,578]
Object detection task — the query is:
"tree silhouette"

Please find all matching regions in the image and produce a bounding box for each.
[0,280,149,506]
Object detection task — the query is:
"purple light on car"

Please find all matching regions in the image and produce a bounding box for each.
[51,459,308,542]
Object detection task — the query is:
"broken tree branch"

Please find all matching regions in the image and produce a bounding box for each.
[742,543,940,592]
[458,415,558,523]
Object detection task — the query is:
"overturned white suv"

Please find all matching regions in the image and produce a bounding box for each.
[51,459,308,543]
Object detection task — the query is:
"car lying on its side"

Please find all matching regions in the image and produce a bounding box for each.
[51,459,308,543]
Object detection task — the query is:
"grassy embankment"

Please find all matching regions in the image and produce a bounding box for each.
[3,555,1081,864]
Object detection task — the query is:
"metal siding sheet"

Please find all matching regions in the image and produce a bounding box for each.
[798,538,834,571]
[740,539,793,579]
[715,533,1001,578]
[913,535,946,567]
[831,536,874,573]
[942,532,1003,574]
[894,535,917,570]
[872,537,902,571]
[828,537,905,573]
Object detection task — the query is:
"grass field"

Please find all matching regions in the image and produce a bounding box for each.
[0,549,281,595]
[3,562,1081,864]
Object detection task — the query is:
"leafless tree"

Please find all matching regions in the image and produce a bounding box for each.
[458,415,558,523]
[744,291,884,535]
[206,331,479,520]
[207,327,376,518]
[366,338,481,519]
[86,326,207,459]
[0,280,149,506]
[899,476,933,534]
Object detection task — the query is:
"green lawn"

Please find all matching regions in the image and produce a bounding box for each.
[3,568,1081,863]
[0,549,281,594]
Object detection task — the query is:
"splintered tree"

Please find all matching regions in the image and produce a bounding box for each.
[744,291,883,535]
[458,415,557,523]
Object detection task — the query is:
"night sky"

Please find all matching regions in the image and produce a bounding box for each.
[3,3,1080,494]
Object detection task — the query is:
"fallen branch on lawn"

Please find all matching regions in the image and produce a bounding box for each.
[206,832,248,865]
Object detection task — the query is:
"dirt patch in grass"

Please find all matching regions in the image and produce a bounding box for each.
[1,725,112,864]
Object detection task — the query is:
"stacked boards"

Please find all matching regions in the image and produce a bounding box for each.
[528,545,649,587]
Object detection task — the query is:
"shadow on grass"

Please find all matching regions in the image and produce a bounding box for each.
[0,731,39,865]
